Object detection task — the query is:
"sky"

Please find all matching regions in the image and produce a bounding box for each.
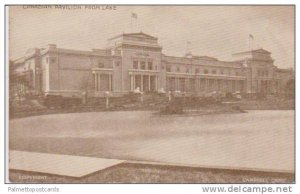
[9,5,294,68]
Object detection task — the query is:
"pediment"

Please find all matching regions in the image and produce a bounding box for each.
[252,49,271,54]
[124,32,157,40]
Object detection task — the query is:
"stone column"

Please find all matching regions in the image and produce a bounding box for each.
[156,76,158,91]
[109,74,112,91]
[232,80,235,92]
[200,79,202,91]
[94,73,97,91]
[148,75,151,91]
[130,75,133,91]
[133,75,136,90]
[214,79,217,91]
[221,80,225,92]
[174,77,176,91]
[98,73,101,91]
[241,80,245,93]
[141,74,143,92]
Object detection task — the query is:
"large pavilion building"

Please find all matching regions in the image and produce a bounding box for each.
[11,32,294,98]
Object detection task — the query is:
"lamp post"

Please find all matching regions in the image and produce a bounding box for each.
[82,91,87,105]
[140,92,144,103]
[104,91,110,109]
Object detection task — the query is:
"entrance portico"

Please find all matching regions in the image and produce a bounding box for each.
[92,68,113,95]
[257,79,274,94]
[129,70,159,92]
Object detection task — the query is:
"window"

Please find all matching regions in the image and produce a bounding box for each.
[200,79,205,89]
[177,66,180,72]
[204,69,208,74]
[98,62,104,68]
[209,79,214,88]
[133,61,138,69]
[148,61,153,70]
[50,58,56,64]
[220,69,224,75]
[115,61,121,67]
[265,71,268,77]
[140,61,146,70]
[212,69,217,74]
[166,65,171,72]
[236,71,240,76]
[195,68,200,74]
[186,68,190,73]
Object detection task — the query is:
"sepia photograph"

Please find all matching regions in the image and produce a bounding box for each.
[7,5,295,184]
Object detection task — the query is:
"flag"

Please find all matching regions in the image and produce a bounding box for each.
[131,12,138,19]
[130,12,138,32]
[249,34,254,39]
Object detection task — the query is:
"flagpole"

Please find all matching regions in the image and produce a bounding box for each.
[250,37,252,51]
[249,35,252,51]
[249,34,254,51]
[131,16,132,32]
[131,13,138,32]
[186,41,189,54]
[249,36,250,51]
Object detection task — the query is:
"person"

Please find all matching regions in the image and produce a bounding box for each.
[133,87,142,94]
[168,91,172,101]
[158,88,166,94]
[82,91,87,105]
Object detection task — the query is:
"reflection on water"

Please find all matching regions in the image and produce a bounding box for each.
[10,110,294,172]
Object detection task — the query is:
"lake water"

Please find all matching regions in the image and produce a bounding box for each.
[10,110,294,172]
